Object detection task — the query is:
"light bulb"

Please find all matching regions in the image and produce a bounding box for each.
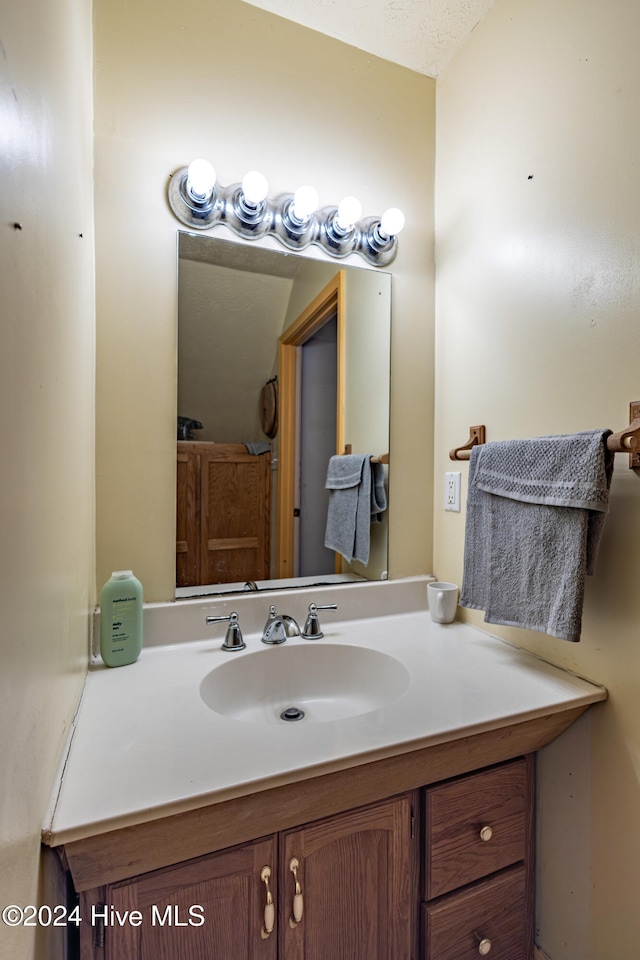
[242,170,269,205]
[291,185,319,221]
[380,207,405,238]
[186,159,216,201]
[336,196,362,231]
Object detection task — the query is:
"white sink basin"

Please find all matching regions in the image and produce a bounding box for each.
[199,642,411,725]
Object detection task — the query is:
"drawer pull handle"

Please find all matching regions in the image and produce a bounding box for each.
[477,936,492,955]
[260,866,275,939]
[479,825,493,842]
[289,857,304,928]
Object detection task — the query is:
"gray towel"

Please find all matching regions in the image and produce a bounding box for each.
[324,454,387,564]
[244,442,271,455]
[460,430,613,642]
[371,460,388,523]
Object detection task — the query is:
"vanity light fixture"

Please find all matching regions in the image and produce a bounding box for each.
[242,170,269,206]
[361,207,406,262]
[381,207,406,239]
[226,170,272,239]
[336,196,363,231]
[274,184,320,250]
[186,159,216,202]
[167,161,405,266]
[168,159,219,227]
[321,195,363,258]
[291,185,319,222]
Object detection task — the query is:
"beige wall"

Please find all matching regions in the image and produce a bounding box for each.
[0,0,95,956]
[94,0,435,600]
[435,0,640,956]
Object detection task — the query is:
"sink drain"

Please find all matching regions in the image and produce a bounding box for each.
[280,706,305,722]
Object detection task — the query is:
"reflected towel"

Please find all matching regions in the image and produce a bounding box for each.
[371,460,387,523]
[244,442,271,455]
[460,430,613,642]
[324,454,386,565]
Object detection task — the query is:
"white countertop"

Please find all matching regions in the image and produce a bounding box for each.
[44,601,606,847]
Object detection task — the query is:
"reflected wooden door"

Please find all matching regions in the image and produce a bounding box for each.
[176,445,200,586]
[200,443,270,585]
[176,441,271,587]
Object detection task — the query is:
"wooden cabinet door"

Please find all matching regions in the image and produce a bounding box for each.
[280,794,417,960]
[200,444,271,585]
[97,836,277,960]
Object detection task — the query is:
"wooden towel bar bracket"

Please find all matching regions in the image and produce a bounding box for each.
[607,401,640,468]
[449,402,640,469]
[449,426,486,461]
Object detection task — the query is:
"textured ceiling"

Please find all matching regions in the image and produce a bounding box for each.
[239,0,496,77]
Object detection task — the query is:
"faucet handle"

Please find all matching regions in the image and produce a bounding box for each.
[206,611,246,652]
[301,603,338,640]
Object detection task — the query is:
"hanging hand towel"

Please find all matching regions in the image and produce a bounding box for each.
[370,461,387,524]
[460,429,614,642]
[324,454,385,565]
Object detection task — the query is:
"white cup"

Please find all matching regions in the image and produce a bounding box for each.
[427,581,459,624]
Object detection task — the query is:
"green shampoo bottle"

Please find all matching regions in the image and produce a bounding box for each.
[100,570,143,667]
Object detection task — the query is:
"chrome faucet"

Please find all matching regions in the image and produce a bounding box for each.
[206,611,246,651]
[261,604,301,645]
[302,603,338,639]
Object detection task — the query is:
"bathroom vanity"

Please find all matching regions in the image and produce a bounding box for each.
[43,578,606,960]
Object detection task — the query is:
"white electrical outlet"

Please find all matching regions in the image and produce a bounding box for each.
[444,471,461,512]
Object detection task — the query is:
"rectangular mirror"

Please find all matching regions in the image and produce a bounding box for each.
[176,232,391,598]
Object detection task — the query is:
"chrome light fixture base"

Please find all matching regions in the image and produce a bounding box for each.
[273,195,320,251]
[356,216,399,267]
[225,184,274,239]
[167,167,222,229]
[318,207,358,259]
[167,166,403,266]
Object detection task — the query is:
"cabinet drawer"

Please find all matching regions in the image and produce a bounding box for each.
[422,865,528,960]
[425,758,529,899]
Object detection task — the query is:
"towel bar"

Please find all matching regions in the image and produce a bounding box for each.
[450,403,640,469]
[342,445,389,464]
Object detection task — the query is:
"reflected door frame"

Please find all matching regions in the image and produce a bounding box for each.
[277,271,345,579]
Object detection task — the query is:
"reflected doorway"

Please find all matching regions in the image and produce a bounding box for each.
[278,272,345,578]
[296,315,338,576]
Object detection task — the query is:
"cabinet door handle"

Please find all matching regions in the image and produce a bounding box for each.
[288,857,304,928]
[260,866,275,939]
[479,825,493,842]
[475,934,492,955]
